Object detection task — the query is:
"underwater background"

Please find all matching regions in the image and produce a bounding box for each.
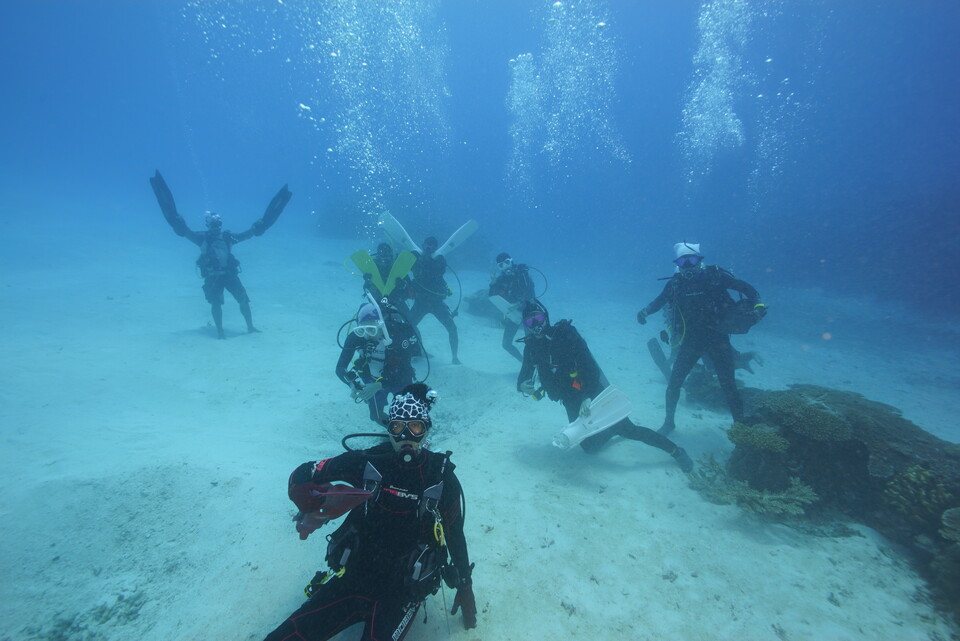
[3,0,959,313]
[2,2,960,640]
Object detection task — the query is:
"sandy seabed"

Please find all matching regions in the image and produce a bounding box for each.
[1,223,958,641]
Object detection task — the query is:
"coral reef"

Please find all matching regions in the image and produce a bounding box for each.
[690,455,818,517]
[942,508,960,544]
[727,421,790,453]
[699,384,960,624]
[884,465,956,532]
[754,389,852,442]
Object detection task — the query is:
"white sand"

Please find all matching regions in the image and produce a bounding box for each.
[1,219,958,641]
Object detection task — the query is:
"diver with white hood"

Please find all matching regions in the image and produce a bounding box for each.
[336,295,422,425]
[637,242,767,435]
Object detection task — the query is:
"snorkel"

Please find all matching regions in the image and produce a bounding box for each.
[364,292,392,347]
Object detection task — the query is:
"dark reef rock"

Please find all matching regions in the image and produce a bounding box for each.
[716,384,960,621]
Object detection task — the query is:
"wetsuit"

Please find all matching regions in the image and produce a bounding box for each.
[517,319,682,457]
[408,252,458,362]
[488,265,535,361]
[640,265,762,431]
[335,314,419,424]
[264,443,473,641]
[363,257,411,313]
[180,227,257,337]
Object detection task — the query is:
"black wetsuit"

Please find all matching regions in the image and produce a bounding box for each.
[264,443,472,641]
[335,314,419,425]
[408,252,458,362]
[641,265,762,430]
[489,265,536,361]
[364,257,411,313]
[184,228,257,337]
[517,320,681,456]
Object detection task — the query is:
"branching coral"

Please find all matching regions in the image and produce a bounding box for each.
[884,465,955,529]
[759,391,852,442]
[690,455,818,516]
[941,507,960,543]
[727,421,790,453]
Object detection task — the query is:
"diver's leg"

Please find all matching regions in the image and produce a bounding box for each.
[435,302,460,364]
[227,277,258,333]
[661,341,702,434]
[407,299,427,327]
[707,335,744,422]
[368,387,389,426]
[262,576,368,641]
[364,598,421,641]
[203,279,226,339]
[501,321,523,362]
[211,305,225,339]
[612,418,693,472]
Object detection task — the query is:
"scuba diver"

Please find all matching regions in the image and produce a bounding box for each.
[408,236,460,365]
[646,303,764,382]
[488,252,537,362]
[351,243,416,313]
[637,242,767,435]
[336,297,421,425]
[149,170,291,339]
[262,383,478,640]
[517,299,693,472]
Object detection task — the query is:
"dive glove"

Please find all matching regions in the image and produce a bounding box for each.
[636,309,648,324]
[451,579,478,629]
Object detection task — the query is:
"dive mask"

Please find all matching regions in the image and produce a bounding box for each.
[388,419,430,442]
[352,324,381,338]
[674,255,702,268]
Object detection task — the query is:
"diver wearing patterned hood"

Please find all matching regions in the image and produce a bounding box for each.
[637,242,766,435]
[263,383,478,640]
[517,299,693,472]
[149,170,292,339]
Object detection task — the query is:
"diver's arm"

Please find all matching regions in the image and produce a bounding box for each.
[641,280,674,315]
[150,170,203,244]
[335,336,362,385]
[232,184,293,242]
[722,272,762,304]
[287,452,366,512]
[441,471,472,579]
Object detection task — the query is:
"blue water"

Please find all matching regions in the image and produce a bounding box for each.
[2,3,960,639]
[3,0,958,312]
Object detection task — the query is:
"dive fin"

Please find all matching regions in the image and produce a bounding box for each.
[382,250,417,295]
[253,184,292,236]
[350,250,388,294]
[149,170,190,237]
[435,219,478,258]
[378,212,420,254]
[647,338,672,382]
[489,295,522,324]
[553,386,633,450]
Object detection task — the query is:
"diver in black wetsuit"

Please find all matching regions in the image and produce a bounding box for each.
[149,171,291,339]
[517,300,693,472]
[637,242,766,435]
[488,252,536,362]
[335,300,420,425]
[408,237,460,364]
[262,383,477,641]
[363,243,413,313]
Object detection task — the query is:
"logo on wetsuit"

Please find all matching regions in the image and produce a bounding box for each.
[383,485,420,501]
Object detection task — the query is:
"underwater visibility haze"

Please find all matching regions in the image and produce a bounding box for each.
[1,1,960,640]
